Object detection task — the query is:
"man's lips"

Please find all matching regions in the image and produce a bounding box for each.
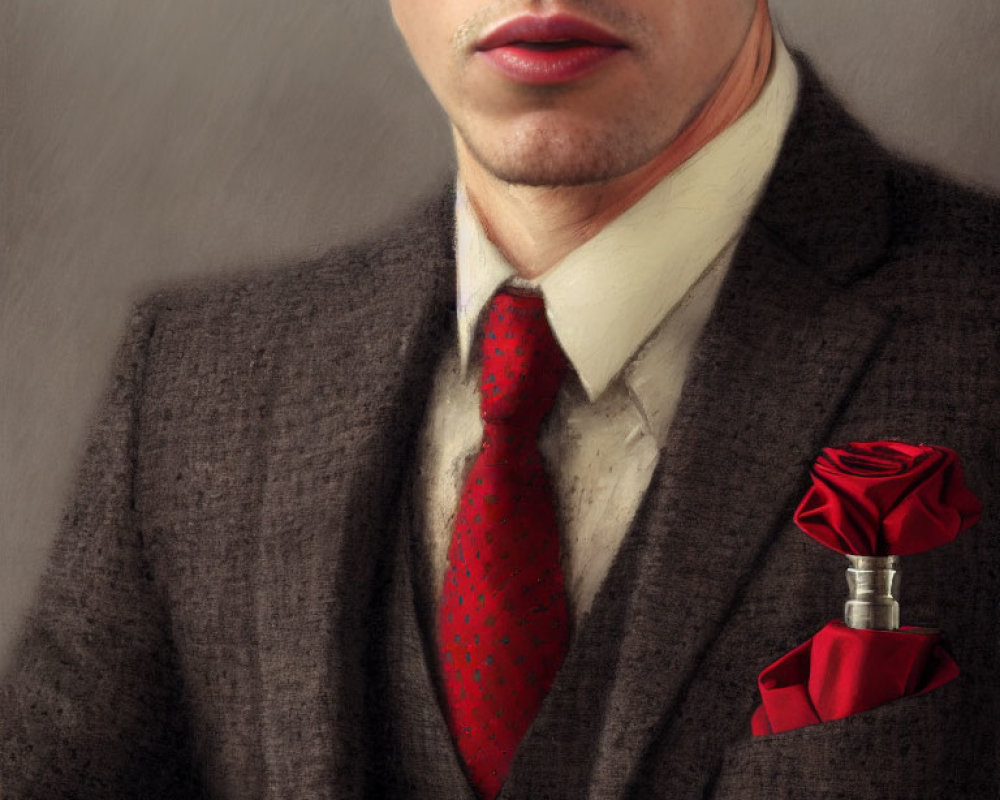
[475,14,626,85]
[476,14,625,50]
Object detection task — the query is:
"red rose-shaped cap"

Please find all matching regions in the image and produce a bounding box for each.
[794,441,982,556]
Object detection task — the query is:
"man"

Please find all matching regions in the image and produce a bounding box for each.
[1,0,998,797]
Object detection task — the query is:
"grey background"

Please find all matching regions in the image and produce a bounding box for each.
[2,0,998,671]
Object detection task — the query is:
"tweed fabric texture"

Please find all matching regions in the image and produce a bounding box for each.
[0,58,998,799]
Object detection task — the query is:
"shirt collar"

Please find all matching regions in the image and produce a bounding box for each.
[456,33,799,401]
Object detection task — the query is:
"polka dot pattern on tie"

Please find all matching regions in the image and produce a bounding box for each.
[438,290,570,800]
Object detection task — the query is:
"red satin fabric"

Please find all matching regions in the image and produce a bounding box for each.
[794,442,982,556]
[751,621,959,736]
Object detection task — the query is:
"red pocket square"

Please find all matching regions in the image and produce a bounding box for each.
[751,620,959,736]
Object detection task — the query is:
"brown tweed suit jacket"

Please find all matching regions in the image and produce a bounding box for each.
[2,62,999,799]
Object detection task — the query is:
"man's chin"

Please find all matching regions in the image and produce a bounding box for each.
[455,127,653,189]
[467,152,637,189]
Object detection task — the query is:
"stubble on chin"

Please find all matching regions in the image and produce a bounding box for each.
[453,117,661,188]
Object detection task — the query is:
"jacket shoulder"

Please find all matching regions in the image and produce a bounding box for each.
[886,162,1000,275]
[137,185,455,342]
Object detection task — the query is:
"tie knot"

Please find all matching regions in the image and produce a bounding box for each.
[479,291,567,429]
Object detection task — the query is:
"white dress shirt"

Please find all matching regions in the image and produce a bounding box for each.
[419,36,800,621]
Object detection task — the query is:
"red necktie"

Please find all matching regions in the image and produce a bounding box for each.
[438,290,570,799]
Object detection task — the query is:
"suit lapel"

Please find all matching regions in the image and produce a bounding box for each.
[579,62,901,799]
[583,223,892,798]
[251,192,455,798]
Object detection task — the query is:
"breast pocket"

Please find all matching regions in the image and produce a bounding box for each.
[709,683,986,800]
